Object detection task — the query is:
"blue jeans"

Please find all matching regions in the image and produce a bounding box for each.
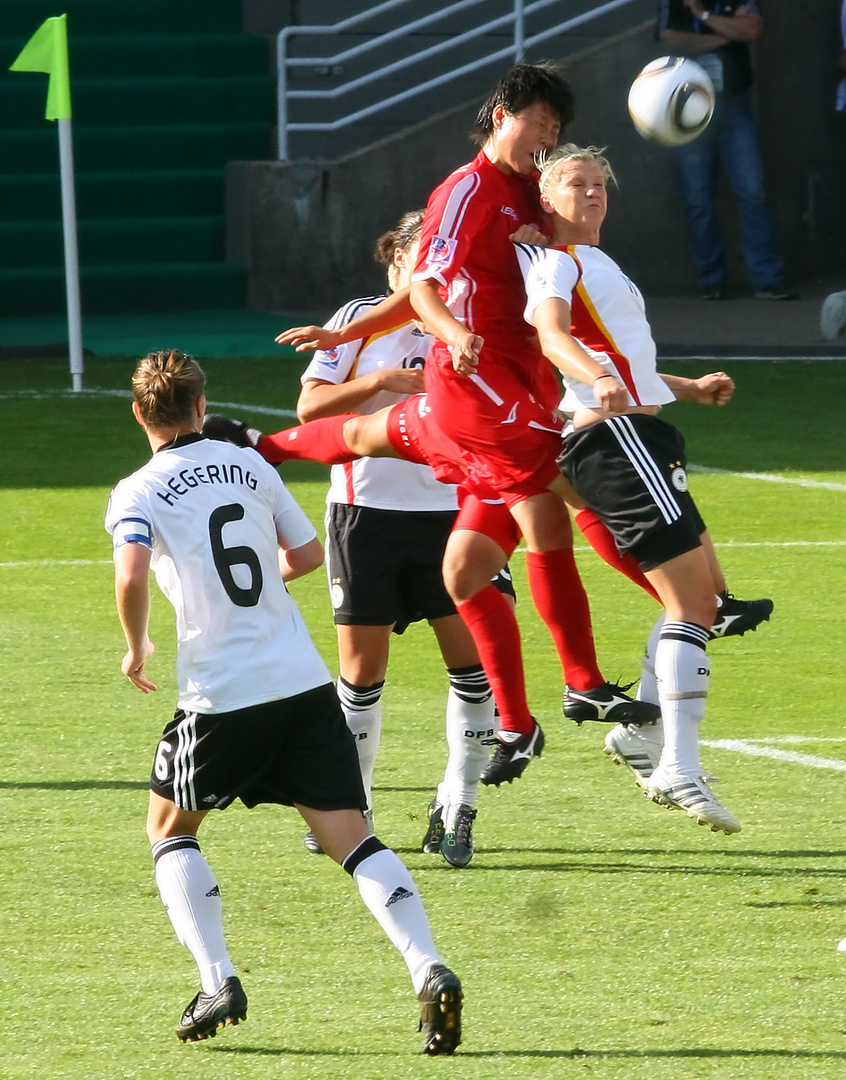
[675,91,783,291]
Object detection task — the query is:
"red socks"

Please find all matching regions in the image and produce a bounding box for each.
[574,508,659,602]
[257,415,358,466]
[524,547,603,692]
[456,585,534,736]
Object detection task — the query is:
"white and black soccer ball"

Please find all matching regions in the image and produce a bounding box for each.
[627,56,715,147]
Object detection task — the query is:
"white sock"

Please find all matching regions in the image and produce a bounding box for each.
[637,615,664,706]
[152,836,235,995]
[436,665,495,808]
[343,838,442,994]
[654,622,710,776]
[338,677,383,814]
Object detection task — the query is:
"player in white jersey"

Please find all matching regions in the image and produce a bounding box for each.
[294,210,509,869]
[515,144,750,835]
[105,350,462,1054]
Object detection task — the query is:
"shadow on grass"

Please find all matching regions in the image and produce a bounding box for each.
[210,1045,846,1060]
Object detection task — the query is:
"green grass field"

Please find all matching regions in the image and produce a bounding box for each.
[1,355,845,1079]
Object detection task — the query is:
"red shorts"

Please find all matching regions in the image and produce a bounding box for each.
[422,345,564,505]
[385,393,465,485]
[454,487,522,558]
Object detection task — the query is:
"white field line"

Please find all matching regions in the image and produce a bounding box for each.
[703,738,846,772]
[689,464,846,492]
[3,388,845,489]
[0,388,296,418]
[3,538,846,571]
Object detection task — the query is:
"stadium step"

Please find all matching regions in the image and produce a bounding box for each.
[1,1,271,316]
[0,170,226,223]
[1,217,226,269]
[0,262,248,319]
[3,76,273,129]
[1,0,242,39]
[0,33,269,81]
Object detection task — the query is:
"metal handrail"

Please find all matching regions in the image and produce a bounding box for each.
[276,0,640,160]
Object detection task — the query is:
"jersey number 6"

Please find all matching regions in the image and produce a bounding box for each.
[209,503,263,607]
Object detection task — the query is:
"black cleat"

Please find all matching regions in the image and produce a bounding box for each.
[480,720,544,786]
[710,595,774,639]
[563,682,661,726]
[421,800,445,854]
[418,964,463,1055]
[441,804,476,869]
[175,976,247,1043]
[203,414,261,448]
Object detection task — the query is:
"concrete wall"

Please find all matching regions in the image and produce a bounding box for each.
[229,2,846,311]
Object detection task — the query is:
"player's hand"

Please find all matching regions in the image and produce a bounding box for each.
[378,368,425,394]
[450,331,483,376]
[594,374,629,413]
[692,371,735,406]
[509,225,550,247]
[122,639,157,693]
[275,325,341,352]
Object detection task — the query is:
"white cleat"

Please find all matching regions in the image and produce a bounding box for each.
[646,767,741,834]
[604,721,663,788]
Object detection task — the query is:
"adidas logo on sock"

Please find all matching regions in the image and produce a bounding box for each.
[206,885,220,897]
[386,886,413,907]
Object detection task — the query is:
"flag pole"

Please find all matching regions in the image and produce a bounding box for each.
[57,117,83,392]
[10,14,83,391]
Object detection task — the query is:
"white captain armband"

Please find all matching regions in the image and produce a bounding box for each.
[112,517,153,550]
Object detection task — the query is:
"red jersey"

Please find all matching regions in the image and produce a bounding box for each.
[413,149,546,375]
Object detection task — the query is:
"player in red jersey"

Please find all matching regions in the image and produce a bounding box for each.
[408,63,633,783]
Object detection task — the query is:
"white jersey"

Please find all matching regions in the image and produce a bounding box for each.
[105,435,330,714]
[516,243,675,413]
[301,295,457,512]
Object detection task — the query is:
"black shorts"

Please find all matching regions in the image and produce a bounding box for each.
[149,683,367,813]
[557,413,706,572]
[326,503,515,632]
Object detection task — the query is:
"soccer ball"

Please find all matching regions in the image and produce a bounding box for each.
[627,56,715,146]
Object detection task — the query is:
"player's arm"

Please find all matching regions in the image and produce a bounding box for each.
[277,535,324,582]
[661,370,735,405]
[298,369,424,422]
[113,541,158,693]
[683,1,763,41]
[276,287,416,352]
[532,297,629,413]
[409,278,483,375]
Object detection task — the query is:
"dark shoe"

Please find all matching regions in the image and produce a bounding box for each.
[421,800,445,854]
[710,594,774,639]
[563,682,661,726]
[701,284,728,300]
[480,720,544,786]
[175,976,247,1043]
[203,414,262,447]
[441,804,477,869]
[755,279,798,300]
[418,964,463,1055]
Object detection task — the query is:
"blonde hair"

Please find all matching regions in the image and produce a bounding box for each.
[132,349,206,429]
[537,143,617,196]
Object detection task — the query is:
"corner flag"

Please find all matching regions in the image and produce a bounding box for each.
[10,13,83,391]
[10,14,72,121]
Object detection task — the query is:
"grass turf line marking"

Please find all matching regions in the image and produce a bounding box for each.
[4,539,845,570]
[703,738,846,772]
[0,388,297,419]
[689,463,846,492]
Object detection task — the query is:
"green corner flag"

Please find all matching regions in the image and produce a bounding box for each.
[10,14,71,121]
